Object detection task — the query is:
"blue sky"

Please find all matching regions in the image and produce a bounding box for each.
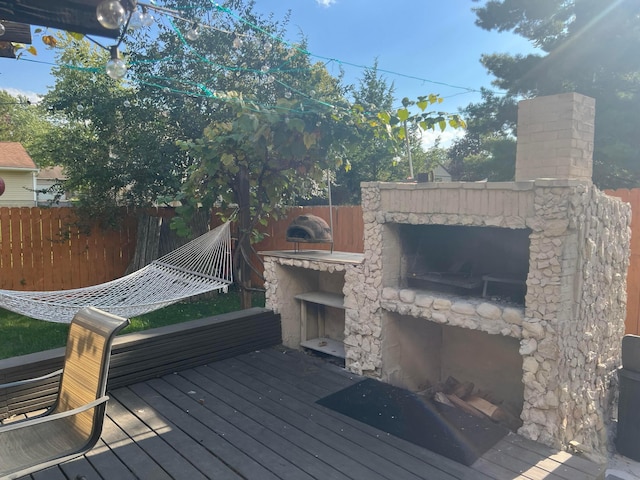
[0,0,535,144]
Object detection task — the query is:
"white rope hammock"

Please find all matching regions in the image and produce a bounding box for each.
[0,222,233,323]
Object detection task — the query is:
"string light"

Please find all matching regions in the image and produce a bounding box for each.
[1,0,501,117]
[106,46,127,79]
[0,23,5,37]
[185,24,201,41]
[127,7,146,30]
[96,0,127,30]
[140,7,155,28]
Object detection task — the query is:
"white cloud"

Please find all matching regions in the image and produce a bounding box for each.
[316,0,337,7]
[419,127,465,149]
[1,88,42,104]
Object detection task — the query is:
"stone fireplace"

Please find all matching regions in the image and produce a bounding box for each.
[265,92,631,458]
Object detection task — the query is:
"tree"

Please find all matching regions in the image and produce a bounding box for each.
[0,90,54,166]
[332,61,398,204]
[36,1,465,308]
[175,90,371,306]
[457,0,640,187]
[447,89,518,181]
[40,33,186,222]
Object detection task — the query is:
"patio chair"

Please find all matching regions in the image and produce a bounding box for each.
[0,307,129,480]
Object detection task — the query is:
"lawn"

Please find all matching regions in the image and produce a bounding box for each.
[0,289,265,360]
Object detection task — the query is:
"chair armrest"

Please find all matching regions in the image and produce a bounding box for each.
[0,395,109,433]
[0,368,63,390]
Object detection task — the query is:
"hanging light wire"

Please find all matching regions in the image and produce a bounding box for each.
[8,0,503,116]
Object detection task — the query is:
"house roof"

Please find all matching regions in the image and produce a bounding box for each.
[0,142,38,171]
[37,166,67,180]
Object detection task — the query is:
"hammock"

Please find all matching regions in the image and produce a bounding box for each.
[0,222,233,323]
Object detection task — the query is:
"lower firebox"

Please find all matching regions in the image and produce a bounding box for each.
[380,312,524,424]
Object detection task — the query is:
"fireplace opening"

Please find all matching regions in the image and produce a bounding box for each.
[398,224,531,304]
[381,312,524,428]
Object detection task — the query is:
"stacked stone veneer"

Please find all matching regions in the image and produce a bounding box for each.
[262,93,631,457]
[350,179,630,457]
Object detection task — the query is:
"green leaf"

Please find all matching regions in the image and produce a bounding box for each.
[221,153,235,167]
[438,120,446,131]
[287,118,305,133]
[417,100,428,111]
[303,131,318,149]
[397,108,410,122]
[377,111,391,124]
[237,113,259,133]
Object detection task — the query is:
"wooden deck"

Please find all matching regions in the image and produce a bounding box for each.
[12,347,605,480]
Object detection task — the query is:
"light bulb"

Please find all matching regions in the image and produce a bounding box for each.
[127,8,145,30]
[0,23,5,37]
[284,91,292,99]
[76,104,85,112]
[185,25,200,41]
[106,46,127,79]
[123,100,131,107]
[96,0,126,29]
[233,36,243,49]
[141,10,154,27]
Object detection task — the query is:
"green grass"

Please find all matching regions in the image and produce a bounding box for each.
[0,289,265,360]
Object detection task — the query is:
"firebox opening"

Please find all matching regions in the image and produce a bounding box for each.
[381,312,524,423]
[398,224,531,304]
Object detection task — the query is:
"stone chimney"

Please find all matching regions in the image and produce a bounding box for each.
[515,92,595,182]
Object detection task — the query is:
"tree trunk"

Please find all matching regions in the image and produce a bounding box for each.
[237,163,253,309]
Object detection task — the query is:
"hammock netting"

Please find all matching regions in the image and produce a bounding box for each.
[0,222,233,323]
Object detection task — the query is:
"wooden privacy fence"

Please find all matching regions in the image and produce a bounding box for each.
[0,205,363,293]
[0,207,136,291]
[606,189,640,335]
[253,205,364,253]
[3,198,640,336]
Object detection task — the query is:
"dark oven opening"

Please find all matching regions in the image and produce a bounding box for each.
[399,224,531,304]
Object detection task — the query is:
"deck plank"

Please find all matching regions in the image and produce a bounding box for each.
[107,397,209,480]
[210,355,472,480]
[28,467,66,480]
[224,350,490,480]
[129,378,284,480]
[111,386,244,480]
[100,407,174,480]
[161,371,354,480]
[11,346,606,480]
[84,439,138,480]
[178,365,416,480]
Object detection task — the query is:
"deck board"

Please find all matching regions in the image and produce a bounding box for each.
[185,365,413,480]
[9,346,606,480]
[218,354,468,480]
